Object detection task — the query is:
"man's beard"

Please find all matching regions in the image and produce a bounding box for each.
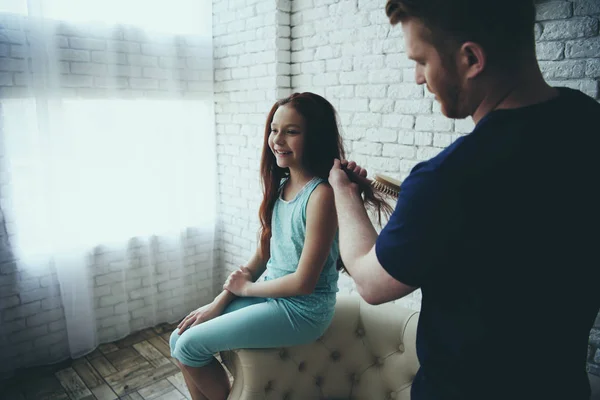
[437,55,470,120]
[439,80,467,119]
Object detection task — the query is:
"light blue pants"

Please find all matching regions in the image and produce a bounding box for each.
[169,296,331,367]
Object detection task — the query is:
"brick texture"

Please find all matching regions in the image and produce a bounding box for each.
[216,0,600,376]
[0,14,215,378]
[211,0,291,292]
[0,14,213,98]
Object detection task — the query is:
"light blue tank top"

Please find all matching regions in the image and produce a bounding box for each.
[264,177,339,323]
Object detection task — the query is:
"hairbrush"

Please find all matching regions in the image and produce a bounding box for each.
[341,163,401,198]
[371,173,401,198]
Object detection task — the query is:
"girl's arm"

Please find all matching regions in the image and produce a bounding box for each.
[225,183,338,298]
[243,246,270,281]
[214,246,269,307]
[178,247,269,333]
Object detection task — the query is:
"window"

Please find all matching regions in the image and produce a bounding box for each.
[1,98,216,257]
[1,0,210,35]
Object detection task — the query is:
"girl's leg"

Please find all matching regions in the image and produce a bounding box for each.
[175,360,208,400]
[170,298,326,400]
[170,297,268,400]
[180,358,230,400]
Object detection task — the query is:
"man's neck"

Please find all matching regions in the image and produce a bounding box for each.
[471,63,559,124]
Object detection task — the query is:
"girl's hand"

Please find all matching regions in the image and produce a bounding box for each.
[177,301,225,334]
[223,266,253,296]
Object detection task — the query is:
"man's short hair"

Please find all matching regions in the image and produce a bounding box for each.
[386,0,536,64]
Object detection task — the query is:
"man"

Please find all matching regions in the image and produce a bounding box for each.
[329,1,600,399]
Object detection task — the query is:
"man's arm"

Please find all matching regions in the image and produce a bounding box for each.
[331,160,416,304]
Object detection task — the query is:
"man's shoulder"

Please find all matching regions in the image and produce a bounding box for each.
[405,133,471,183]
[400,144,463,196]
[556,86,600,107]
[548,88,600,124]
[404,87,599,185]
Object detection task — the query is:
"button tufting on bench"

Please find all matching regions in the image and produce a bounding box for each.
[315,376,323,387]
[264,380,273,392]
[330,350,341,361]
[279,349,288,360]
[219,295,420,400]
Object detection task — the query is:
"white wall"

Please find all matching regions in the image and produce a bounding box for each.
[213,0,600,375]
[0,15,216,378]
[211,0,292,290]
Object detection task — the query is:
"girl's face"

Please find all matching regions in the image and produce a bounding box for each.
[268,105,307,172]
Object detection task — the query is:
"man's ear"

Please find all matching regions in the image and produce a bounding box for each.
[459,41,486,79]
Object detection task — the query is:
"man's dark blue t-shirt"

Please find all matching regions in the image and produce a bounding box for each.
[376,88,600,400]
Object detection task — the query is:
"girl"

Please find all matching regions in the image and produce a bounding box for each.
[169,92,390,400]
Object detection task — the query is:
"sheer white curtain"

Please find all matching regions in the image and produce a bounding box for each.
[0,0,216,363]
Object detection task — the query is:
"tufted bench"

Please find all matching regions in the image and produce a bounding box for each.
[220,294,420,400]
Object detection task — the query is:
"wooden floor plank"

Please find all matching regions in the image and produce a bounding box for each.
[120,393,144,400]
[98,343,119,354]
[166,373,192,400]
[154,389,185,400]
[5,321,193,400]
[105,347,139,362]
[137,379,175,399]
[133,340,172,368]
[147,336,173,360]
[105,362,178,396]
[160,332,171,343]
[55,367,94,400]
[105,347,150,372]
[89,355,118,378]
[85,348,104,360]
[71,359,103,389]
[88,384,119,400]
[114,331,147,349]
[152,323,172,335]
[23,376,69,400]
[154,322,179,335]
[140,327,158,339]
[70,359,118,399]
[102,360,154,387]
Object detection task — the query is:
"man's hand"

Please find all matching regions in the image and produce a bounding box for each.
[177,301,225,334]
[223,266,253,296]
[329,159,370,194]
[343,159,368,179]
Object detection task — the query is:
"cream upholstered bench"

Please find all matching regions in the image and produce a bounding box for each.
[220,294,420,400]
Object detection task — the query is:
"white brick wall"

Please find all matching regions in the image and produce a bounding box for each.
[213,0,600,375]
[0,224,215,378]
[0,14,216,378]
[211,0,291,291]
[0,15,213,98]
[288,0,600,304]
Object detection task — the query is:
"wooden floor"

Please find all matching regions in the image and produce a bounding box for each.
[0,322,233,400]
